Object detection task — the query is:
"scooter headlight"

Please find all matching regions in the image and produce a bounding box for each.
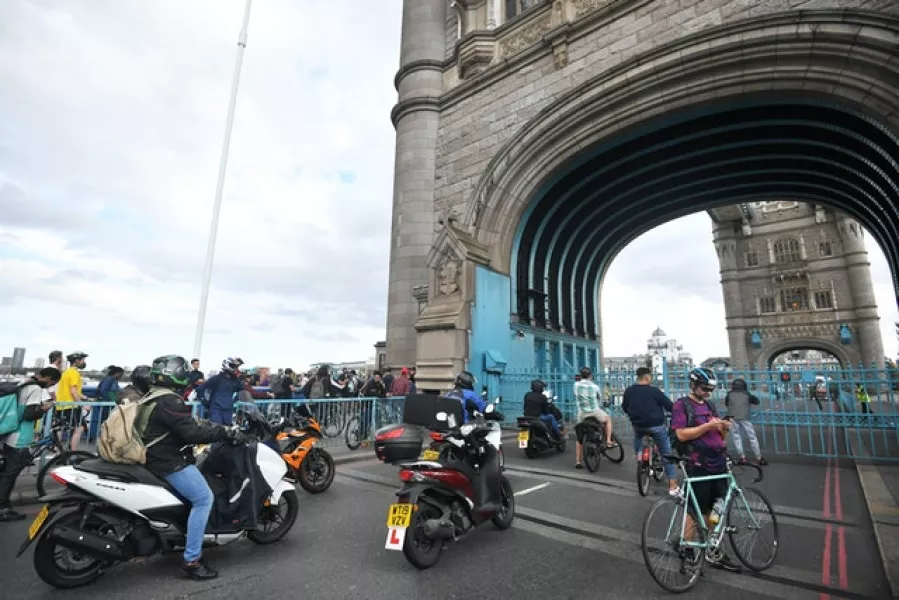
[460,424,476,437]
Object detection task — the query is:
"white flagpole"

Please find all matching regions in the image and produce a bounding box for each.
[193,0,253,359]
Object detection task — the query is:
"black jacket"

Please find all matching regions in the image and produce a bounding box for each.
[622,383,673,429]
[523,391,551,418]
[142,389,229,477]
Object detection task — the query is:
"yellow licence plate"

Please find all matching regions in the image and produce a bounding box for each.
[28,505,50,540]
[387,503,413,528]
[421,449,440,461]
[518,430,529,448]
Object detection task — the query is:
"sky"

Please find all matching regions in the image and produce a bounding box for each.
[0,1,896,373]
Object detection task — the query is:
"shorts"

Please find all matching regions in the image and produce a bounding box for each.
[54,407,84,429]
[574,412,608,444]
[686,467,729,515]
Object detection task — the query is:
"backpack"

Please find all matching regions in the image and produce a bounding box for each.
[269,376,283,396]
[669,398,718,456]
[0,381,24,436]
[309,377,326,399]
[98,388,171,465]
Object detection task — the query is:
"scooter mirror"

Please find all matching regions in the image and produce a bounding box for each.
[485,404,494,414]
[435,411,448,422]
[553,395,558,401]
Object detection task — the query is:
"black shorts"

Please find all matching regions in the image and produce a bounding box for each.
[687,467,729,515]
[55,407,83,429]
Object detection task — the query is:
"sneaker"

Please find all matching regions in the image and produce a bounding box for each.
[575,462,583,469]
[708,553,742,572]
[757,458,769,466]
[668,488,683,499]
[0,509,26,522]
[738,456,748,465]
[183,559,219,580]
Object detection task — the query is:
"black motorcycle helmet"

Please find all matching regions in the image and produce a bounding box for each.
[150,355,191,391]
[130,365,152,394]
[454,371,475,391]
[530,379,545,393]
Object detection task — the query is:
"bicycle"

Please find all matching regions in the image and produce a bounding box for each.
[640,454,778,593]
[32,416,96,497]
[636,433,664,496]
[577,417,623,472]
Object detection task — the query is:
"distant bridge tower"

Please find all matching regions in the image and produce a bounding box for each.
[709,201,885,370]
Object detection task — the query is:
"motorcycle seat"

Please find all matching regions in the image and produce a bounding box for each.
[75,459,176,492]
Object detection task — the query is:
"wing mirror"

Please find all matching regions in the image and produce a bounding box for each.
[485,404,494,414]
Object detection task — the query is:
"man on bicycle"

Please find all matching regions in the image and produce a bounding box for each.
[573,367,615,469]
[622,367,679,497]
[671,367,740,572]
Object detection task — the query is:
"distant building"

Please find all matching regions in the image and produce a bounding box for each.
[701,357,732,370]
[11,347,25,370]
[33,358,46,369]
[771,349,840,371]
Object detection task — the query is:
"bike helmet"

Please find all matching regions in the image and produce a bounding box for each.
[150,355,191,390]
[221,357,244,375]
[454,371,475,390]
[130,365,152,394]
[530,379,545,393]
[688,367,718,388]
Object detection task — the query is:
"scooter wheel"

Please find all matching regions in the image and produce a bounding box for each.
[33,512,106,589]
[491,476,515,530]
[402,504,443,569]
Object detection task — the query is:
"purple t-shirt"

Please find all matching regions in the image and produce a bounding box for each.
[671,396,727,472]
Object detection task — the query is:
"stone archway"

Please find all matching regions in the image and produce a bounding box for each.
[761,339,851,371]
[392,5,899,390]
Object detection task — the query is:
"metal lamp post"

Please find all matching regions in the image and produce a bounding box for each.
[193,0,253,359]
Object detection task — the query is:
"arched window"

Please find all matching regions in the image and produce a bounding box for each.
[773,237,802,263]
[505,0,541,22]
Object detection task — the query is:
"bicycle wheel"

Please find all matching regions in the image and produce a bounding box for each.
[727,486,779,571]
[36,450,96,497]
[345,416,361,450]
[637,462,650,496]
[583,440,601,472]
[641,497,705,593]
[602,433,624,463]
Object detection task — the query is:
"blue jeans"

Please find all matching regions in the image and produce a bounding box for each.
[540,413,561,438]
[209,407,232,426]
[633,424,676,480]
[163,465,214,563]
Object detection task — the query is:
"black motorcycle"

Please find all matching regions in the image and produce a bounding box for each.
[376,402,513,569]
[517,394,567,458]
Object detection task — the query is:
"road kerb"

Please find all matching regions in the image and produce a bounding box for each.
[855,462,899,599]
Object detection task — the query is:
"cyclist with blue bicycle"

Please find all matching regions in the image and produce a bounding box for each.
[622,366,678,497]
[670,367,740,572]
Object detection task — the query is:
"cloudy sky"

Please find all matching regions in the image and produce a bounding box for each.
[0,1,896,373]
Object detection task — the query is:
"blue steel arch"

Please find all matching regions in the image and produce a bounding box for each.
[512,98,899,344]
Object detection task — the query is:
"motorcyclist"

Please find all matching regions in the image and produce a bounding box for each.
[444,371,487,423]
[140,355,246,581]
[522,379,564,439]
[117,365,151,404]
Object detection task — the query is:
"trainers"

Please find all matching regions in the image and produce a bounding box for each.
[0,509,26,522]
[668,488,683,499]
[757,458,769,466]
[708,553,742,572]
[575,462,583,469]
[183,559,219,580]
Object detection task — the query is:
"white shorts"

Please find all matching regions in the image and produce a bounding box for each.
[579,409,609,423]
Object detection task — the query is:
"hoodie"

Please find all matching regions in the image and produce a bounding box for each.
[724,378,759,421]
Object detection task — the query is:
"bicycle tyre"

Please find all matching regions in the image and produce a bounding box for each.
[641,497,705,593]
[602,433,624,463]
[727,486,779,571]
[637,462,650,496]
[36,450,96,497]
[345,416,361,450]
[583,440,601,472]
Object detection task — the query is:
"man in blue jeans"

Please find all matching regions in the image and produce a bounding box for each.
[142,355,244,580]
[622,367,679,497]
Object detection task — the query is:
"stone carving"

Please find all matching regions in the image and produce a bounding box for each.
[499,13,552,56]
[571,0,606,18]
[553,42,568,69]
[435,206,462,232]
[437,257,461,296]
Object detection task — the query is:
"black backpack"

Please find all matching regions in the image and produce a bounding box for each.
[669,398,718,456]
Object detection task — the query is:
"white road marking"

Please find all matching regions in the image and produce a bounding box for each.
[514,482,551,497]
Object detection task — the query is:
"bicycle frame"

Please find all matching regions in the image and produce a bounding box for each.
[669,464,764,552]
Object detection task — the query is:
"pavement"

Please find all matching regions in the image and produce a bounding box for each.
[1,430,895,599]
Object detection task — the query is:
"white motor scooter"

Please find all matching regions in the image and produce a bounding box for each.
[17,436,298,590]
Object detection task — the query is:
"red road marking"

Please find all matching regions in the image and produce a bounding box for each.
[834,457,849,590]
[821,454,833,600]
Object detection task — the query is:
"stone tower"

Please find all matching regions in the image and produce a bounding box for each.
[710,201,885,370]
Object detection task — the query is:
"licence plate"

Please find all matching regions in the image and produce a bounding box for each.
[387,503,413,528]
[421,449,439,461]
[28,505,50,540]
[518,430,529,448]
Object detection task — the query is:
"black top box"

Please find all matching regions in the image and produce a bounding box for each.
[401,393,464,432]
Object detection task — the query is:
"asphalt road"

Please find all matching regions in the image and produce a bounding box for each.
[0,442,890,600]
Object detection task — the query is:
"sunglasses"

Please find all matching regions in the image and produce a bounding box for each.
[699,385,716,393]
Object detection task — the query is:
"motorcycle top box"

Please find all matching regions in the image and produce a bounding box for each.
[374,424,424,464]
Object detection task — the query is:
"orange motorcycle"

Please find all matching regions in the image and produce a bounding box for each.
[275,414,335,494]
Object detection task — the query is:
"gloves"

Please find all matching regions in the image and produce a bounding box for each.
[227,429,251,446]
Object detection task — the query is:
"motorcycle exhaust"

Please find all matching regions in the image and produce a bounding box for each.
[422,518,455,541]
[52,526,127,562]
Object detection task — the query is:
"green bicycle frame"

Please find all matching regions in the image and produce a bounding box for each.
[669,469,761,550]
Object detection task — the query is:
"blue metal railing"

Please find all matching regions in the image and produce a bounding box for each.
[496,364,899,462]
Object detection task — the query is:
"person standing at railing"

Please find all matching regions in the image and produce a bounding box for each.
[55,351,90,451]
[91,366,124,442]
[723,378,767,466]
[38,350,64,439]
[194,357,244,425]
[389,368,412,397]
[856,384,872,414]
